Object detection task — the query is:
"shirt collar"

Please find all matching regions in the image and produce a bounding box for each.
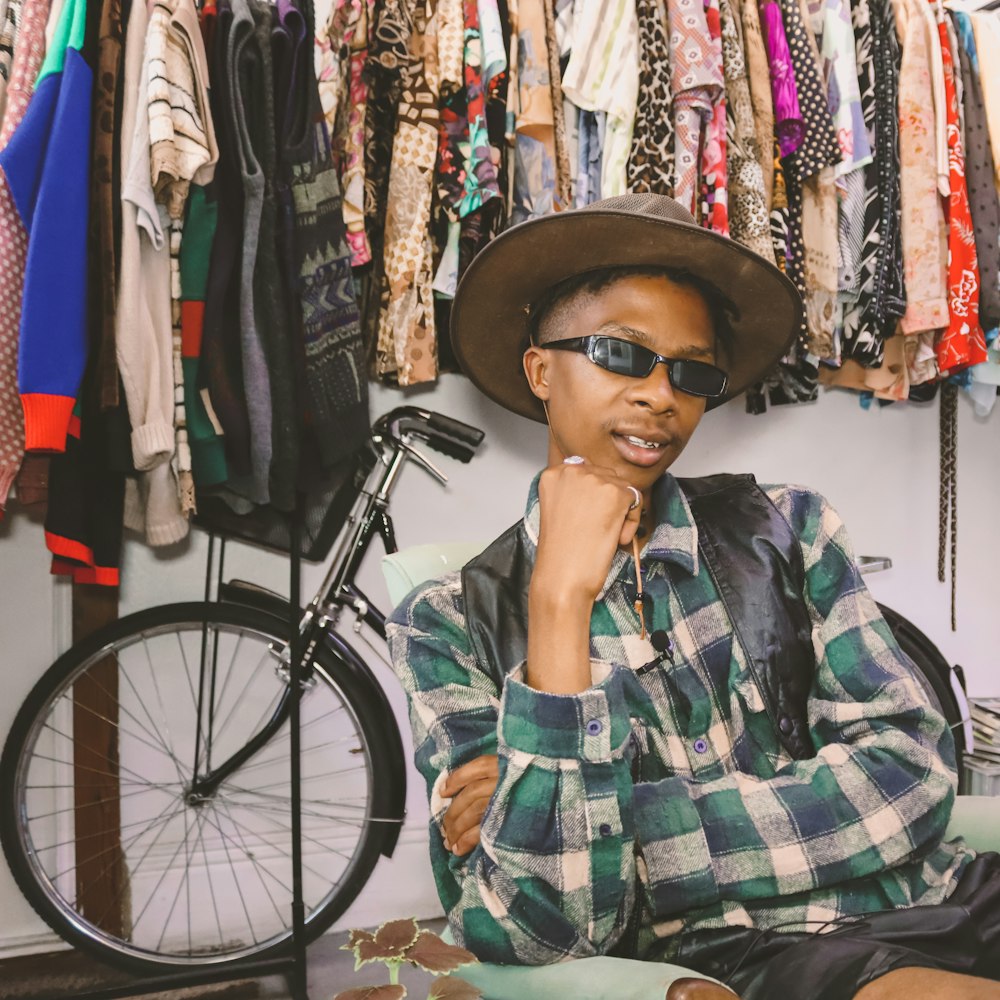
[522,470,700,599]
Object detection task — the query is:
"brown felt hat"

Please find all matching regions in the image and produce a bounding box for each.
[450,193,803,422]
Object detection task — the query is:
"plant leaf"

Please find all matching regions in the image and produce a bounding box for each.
[356,939,401,970]
[426,975,483,1000]
[373,917,421,954]
[332,986,407,1000]
[405,931,479,974]
[343,928,377,953]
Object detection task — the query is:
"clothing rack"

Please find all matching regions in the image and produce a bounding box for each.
[67,516,310,1000]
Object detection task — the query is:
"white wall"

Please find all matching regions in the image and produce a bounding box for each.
[0,374,997,956]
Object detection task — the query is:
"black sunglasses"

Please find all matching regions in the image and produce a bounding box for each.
[542,335,729,399]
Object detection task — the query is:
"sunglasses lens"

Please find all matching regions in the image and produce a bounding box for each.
[591,337,655,376]
[670,360,728,397]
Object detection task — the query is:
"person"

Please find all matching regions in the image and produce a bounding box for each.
[385,194,1000,1000]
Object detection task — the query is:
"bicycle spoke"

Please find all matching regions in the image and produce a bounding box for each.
[29,748,181,795]
[206,647,277,754]
[205,799,260,947]
[204,800,288,930]
[57,696,183,768]
[27,783,175,823]
[10,607,386,966]
[127,644,188,787]
[208,799,329,897]
[91,797,189,934]
[219,796,363,863]
[48,794,186,885]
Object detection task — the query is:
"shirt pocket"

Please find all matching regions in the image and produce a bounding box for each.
[730,664,794,777]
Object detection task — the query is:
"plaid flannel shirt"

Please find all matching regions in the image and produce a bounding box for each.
[386,473,972,966]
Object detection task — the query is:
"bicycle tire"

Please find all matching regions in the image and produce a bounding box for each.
[0,601,399,974]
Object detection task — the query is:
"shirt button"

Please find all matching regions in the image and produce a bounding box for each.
[693,738,708,754]
[599,823,613,837]
[779,715,793,735]
[586,719,603,737]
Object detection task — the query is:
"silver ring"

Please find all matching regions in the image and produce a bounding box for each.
[563,455,585,465]
[627,486,641,511]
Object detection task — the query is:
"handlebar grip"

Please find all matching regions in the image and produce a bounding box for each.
[422,433,476,463]
[428,412,484,447]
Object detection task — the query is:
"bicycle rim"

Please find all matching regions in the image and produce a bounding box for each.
[5,604,384,969]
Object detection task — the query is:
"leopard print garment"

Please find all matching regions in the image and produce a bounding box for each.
[627,0,674,195]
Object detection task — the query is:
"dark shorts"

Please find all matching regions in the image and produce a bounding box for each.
[671,852,1000,1000]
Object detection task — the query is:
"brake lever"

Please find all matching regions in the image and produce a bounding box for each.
[400,434,449,484]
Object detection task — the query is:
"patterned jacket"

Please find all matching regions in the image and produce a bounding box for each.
[386,472,971,966]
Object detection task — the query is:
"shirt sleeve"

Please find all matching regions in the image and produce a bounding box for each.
[387,574,639,965]
[631,487,959,918]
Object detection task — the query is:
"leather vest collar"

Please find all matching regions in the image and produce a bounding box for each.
[461,473,816,760]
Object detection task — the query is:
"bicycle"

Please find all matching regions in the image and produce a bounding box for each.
[0,405,969,975]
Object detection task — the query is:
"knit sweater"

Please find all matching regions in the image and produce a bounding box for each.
[0,0,92,453]
[117,0,188,546]
[0,0,49,506]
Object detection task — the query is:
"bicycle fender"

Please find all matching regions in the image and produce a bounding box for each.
[322,628,407,858]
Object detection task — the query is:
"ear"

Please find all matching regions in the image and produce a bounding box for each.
[523,346,550,401]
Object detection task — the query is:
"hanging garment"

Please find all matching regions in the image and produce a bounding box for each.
[733,0,775,208]
[117,0,188,545]
[0,0,23,124]
[700,0,729,234]
[509,0,560,221]
[796,0,840,360]
[179,185,227,488]
[573,107,603,205]
[0,0,48,507]
[934,2,988,376]
[667,0,723,217]
[953,11,1000,332]
[561,0,639,199]
[759,0,803,158]
[376,0,440,386]
[541,0,571,208]
[279,0,369,465]
[457,0,502,217]
[969,10,1000,187]
[227,0,273,504]
[89,0,124,410]
[627,0,673,195]
[316,0,372,266]
[45,389,128,584]
[148,0,219,515]
[0,0,92,454]
[892,0,948,337]
[841,0,907,366]
[720,0,772,259]
[200,0,252,480]
[360,0,410,355]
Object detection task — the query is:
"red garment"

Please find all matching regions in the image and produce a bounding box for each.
[700,0,729,237]
[936,17,988,376]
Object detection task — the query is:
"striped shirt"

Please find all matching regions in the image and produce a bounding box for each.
[387,472,971,967]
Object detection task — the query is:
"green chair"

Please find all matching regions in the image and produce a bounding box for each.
[381,542,1000,1000]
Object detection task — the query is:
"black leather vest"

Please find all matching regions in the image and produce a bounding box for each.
[461,473,817,760]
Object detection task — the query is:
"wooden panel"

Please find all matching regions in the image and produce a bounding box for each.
[72,583,127,938]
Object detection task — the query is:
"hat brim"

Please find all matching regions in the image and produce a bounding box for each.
[451,210,803,422]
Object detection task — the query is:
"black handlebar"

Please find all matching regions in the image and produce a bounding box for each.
[427,412,485,447]
[374,406,486,461]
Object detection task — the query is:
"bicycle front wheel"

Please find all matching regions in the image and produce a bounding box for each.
[0,601,397,973]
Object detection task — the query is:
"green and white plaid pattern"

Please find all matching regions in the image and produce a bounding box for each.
[387,474,972,966]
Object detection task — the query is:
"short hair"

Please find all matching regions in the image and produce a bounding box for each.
[526,265,736,363]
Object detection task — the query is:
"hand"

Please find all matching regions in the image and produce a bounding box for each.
[532,460,643,606]
[525,460,643,694]
[441,755,499,856]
